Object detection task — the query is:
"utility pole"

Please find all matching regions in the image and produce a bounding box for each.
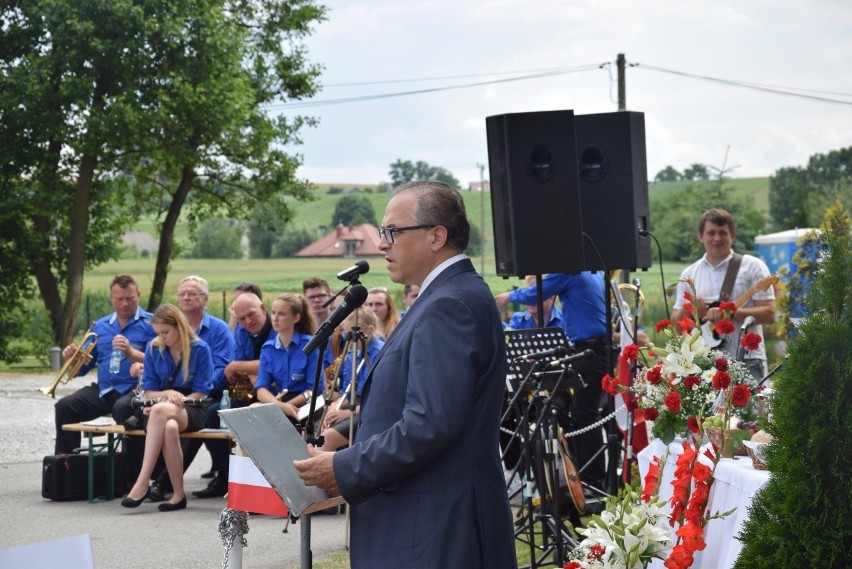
[617,52,626,111]
[476,162,486,275]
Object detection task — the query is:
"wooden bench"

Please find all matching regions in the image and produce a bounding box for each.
[61,423,235,503]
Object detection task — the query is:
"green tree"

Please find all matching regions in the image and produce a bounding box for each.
[653,166,682,183]
[682,163,710,181]
[272,225,316,258]
[734,202,852,569]
[331,195,377,226]
[388,159,461,188]
[0,0,326,343]
[189,219,243,259]
[465,222,482,258]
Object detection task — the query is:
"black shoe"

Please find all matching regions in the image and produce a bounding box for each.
[148,480,171,503]
[200,468,215,479]
[192,475,228,498]
[121,488,151,508]
[158,497,187,512]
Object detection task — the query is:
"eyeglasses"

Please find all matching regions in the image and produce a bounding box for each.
[378,224,435,245]
[177,291,205,298]
[306,294,329,302]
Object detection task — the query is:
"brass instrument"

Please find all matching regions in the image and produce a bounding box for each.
[612,282,644,332]
[229,373,256,403]
[40,324,97,398]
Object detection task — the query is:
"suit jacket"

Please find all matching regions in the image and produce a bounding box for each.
[334,258,517,569]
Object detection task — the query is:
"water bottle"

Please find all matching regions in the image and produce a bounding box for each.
[109,349,122,374]
[220,389,231,429]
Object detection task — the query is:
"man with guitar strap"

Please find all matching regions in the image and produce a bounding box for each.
[671,208,776,380]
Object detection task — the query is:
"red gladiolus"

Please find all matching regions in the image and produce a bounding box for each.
[715,319,735,335]
[684,375,700,390]
[677,521,707,553]
[601,374,618,396]
[678,317,696,333]
[682,302,694,315]
[741,332,762,351]
[712,370,731,391]
[683,290,693,302]
[692,462,712,485]
[687,416,699,433]
[715,358,728,371]
[732,384,751,407]
[642,456,662,502]
[718,301,737,313]
[656,319,672,333]
[646,365,663,385]
[644,407,659,421]
[622,343,639,363]
[664,545,694,569]
[664,391,682,413]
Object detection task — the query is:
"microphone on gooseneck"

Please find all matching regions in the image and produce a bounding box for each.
[740,315,757,331]
[302,285,369,355]
[547,348,596,368]
[337,260,370,282]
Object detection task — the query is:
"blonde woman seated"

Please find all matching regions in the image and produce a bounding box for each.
[121,304,213,512]
[366,287,400,340]
[253,294,319,423]
[319,306,384,451]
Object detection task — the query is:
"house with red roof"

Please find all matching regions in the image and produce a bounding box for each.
[295,223,384,259]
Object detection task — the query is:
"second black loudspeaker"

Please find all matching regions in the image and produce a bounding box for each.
[486,109,584,277]
[575,111,651,272]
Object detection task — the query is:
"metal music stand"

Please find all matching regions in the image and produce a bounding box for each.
[503,327,584,568]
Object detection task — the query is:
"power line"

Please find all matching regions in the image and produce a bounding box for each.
[634,62,852,106]
[322,66,580,87]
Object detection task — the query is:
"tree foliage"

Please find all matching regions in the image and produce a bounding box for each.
[331,195,377,227]
[682,163,710,181]
[388,159,461,188]
[653,166,682,183]
[189,219,244,259]
[271,225,316,258]
[734,202,852,569]
[0,0,326,345]
[769,147,852,229]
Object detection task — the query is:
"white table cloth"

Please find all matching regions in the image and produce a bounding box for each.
[637,438,771,568]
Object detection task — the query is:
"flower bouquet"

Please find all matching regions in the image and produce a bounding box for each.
[564,485,672,569]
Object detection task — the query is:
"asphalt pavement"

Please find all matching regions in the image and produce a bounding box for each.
[0,372,349,569]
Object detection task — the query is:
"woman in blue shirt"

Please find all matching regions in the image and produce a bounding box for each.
[121,304,213,512]
[319,305,384,451]
[255,294,318,423]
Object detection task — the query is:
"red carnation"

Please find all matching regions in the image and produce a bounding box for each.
[664,391,682,413]
[715,319,735,335]
[646,365,663,385]
[588,544,605,560]
[622,343,639,363]
[687,416,700,433]
[718,301,737,313]
[601,374,618,396]
[684,375,700,390]
[656,319,673,333]
[712,370,731,390]
[732,384,751,407]
[564,562,583,569]
[741,332,762,351]
[715,358,728,371]
[644,407,659,421]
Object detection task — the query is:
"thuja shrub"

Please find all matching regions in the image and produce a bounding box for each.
[734,201,852,569]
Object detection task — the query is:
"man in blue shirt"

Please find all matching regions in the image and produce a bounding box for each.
[505,277,564,330]
[495,272,611,490]
[54,274,156,454]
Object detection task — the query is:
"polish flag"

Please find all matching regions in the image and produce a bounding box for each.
[227,455,288,517]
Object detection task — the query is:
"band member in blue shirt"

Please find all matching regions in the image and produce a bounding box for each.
[255,294,319,423]
[121,304,212,512]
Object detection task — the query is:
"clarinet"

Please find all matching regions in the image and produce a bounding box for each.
[131,396,212,410]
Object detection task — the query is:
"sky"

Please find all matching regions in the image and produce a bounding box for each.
[276,0,852,188]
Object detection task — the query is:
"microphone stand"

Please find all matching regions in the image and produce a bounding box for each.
[623,279,642,484]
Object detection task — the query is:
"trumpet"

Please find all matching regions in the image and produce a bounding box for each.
[40,323,97,398]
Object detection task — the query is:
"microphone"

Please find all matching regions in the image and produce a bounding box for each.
[740,315,757,331]
[548,348,596,368]
[302,285,368,355]
[336,260,370,282]
[513,345,569,363]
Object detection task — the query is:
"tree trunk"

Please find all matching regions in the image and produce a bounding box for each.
[148,164,196,311]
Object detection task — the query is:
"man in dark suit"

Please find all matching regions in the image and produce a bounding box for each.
[295,180,517,569]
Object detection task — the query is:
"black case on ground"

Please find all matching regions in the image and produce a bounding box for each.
[41,452,126,501]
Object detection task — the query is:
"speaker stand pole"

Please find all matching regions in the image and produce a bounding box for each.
[300,515,312,569]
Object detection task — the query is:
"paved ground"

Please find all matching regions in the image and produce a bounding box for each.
[0,372,349,568]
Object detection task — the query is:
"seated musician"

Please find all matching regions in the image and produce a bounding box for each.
[253,294,320,423]
[121,304,213,512]
[319,306,384,451]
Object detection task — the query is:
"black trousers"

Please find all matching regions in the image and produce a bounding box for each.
[54,383,123,454]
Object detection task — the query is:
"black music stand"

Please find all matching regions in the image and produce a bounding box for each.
[503,327,584,568]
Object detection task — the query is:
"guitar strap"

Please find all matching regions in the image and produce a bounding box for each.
[719,253,743,302]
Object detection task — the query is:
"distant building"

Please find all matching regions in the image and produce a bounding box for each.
[468,181,490,192]
[295,223,384,259]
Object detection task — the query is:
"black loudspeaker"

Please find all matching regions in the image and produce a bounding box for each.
[575,111,651,271]
[486,110,584,277]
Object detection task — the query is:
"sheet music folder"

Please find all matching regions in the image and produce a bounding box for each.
[219,403,345,518]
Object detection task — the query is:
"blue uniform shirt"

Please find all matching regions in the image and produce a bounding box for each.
[78,307,157,396]
[508,272,606,342]
[255,331,320,396]
[234,319,276,362]
[337,337,385,398]
[506,304,564,331]
[141,339,213,395]
[195,312,234,391]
